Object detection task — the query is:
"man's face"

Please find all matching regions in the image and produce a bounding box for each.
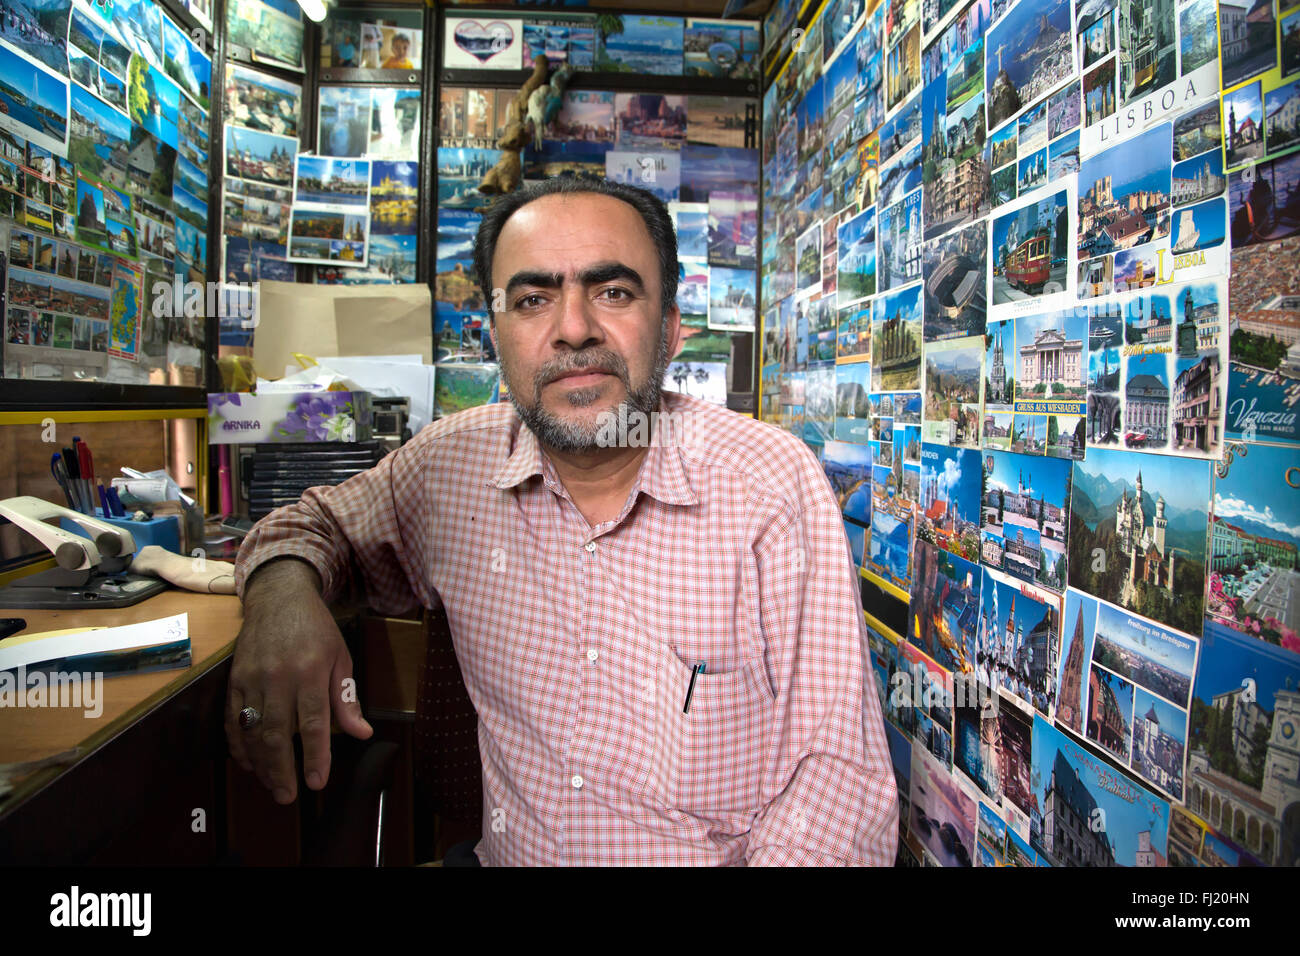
[489,193,681,453]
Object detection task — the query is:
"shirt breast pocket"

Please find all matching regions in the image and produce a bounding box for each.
[648,643,774,819]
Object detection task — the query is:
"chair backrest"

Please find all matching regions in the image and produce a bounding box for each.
[413,603,483,851]
[301,739,400,866]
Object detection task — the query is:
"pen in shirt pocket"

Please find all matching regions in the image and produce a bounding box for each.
[682,661,706,713]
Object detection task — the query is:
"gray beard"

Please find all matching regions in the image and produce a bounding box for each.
[504,317,673,454]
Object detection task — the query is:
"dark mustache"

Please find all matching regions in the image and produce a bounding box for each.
[539,350,629,385]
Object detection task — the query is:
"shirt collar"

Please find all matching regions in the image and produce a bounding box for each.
[489,399,699,508]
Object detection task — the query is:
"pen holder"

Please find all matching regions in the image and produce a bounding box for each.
[60,509,182,556]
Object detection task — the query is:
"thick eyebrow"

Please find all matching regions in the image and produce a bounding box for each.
[577,262,645,293]
[503,270,565,298]
[503,262,646,300]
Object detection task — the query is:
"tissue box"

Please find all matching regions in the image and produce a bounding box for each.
[207,390,373,445]
[60,510,182,555]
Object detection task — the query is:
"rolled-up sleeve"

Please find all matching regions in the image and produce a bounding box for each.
[233,436,432,615]
[745,451,899,866]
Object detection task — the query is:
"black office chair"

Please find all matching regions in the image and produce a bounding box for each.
[300,737,400,866]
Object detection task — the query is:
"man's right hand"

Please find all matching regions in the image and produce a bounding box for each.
[226,558,373,804]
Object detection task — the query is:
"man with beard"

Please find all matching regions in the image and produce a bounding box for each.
[227,178,897,865]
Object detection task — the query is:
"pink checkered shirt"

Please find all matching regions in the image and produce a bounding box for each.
[235,390,898,865]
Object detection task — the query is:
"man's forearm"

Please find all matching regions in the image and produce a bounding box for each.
[232,445,425,615]
[242,556,324,617]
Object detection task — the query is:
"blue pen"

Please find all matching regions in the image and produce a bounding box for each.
[106,486,126,517]
[98,484,111,517]
[682,661,706,713]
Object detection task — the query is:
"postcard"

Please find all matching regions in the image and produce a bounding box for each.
[1057,588,1199,801]
[1205,440,1300,652]
[872,280,923,391]
[0,42,69,156]
[1076,0,1214,157]
[436,146,501,211]
[706,191,757,269]
[286,208,367,267]
[985,0,1074,133]
[824,439,874,525]
[670,201,709,261]
[837,302,871,366]
[908,537,982,674]
[909,741,976,865]
[107,260,141,361]
[973,563,1063,718]
[664,359,727,406]
[834,360,873,442]
[361,89,417,161]
[1224,236,1299,446]
[975,801,1008,864]
[369,160,417,235]
[920,73,991,241]
[285,156,367,268]
[878,187,923,292]
[1187,623,1300,866]
[922,335,984,447]
[959,689,1035,844]
[443,16,521,71]
[597,15,684,76]
[1031,713,1170,866]
[915,442,983,562]
[886,22,920,113]
[980,447,1071,593]
[795,221,822,299]
[706,265,755,333]
[867,462,916,594]
[836,205,876,307]
[922,217,987,341]
[317,86,371,157]
[990,185,1074,321]
[684,18,759,80]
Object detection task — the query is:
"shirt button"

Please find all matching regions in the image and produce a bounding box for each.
[571,774,584,790]
[584,541,596,552]
[586,648,599,663]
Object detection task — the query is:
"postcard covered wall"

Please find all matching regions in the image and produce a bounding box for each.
[4,0,210,385]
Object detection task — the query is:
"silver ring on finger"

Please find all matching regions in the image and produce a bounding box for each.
[239,705,263,730]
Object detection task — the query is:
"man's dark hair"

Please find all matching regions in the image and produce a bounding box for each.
[472,178,678,319]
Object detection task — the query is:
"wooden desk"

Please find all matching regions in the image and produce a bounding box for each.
[0,589,423,865]
[0,590,252,863]
[0,591,241,769]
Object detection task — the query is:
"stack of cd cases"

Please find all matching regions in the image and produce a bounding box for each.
[237,441,389,521]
